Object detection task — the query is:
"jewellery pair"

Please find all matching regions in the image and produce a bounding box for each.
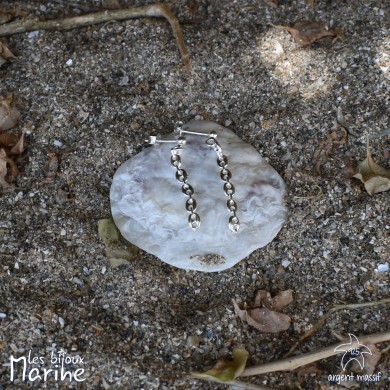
[148,125,240,233]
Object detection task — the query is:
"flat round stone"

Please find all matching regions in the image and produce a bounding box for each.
[110,120,287,272]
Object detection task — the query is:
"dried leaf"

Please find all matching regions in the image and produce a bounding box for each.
[3,152,19,183]
[98,218,140,264]
[0,94,20,131]
[0,10,13,25]
[353,135,390,195]
[273,21,343,46]
[10,130,24,155]
[363,343,382,375]
[233,290,293,333]
[0,130,25,192]
[0,148,14,192]
[98,218,120,245]
[0,6,27,25]
[264,0,279,7]
[0,41,15,68]
[191,349,249,383]
[0,132,18,149]
[254,289,293,311]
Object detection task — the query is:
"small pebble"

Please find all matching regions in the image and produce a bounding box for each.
[282,260,291,268]
[53,140,63,147]
[28,31,40,39]
[66,59,73,66]
[377,263,389,272]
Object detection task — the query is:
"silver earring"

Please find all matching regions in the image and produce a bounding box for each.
[205,134,240,232]
[148,134,200,230]
[177,128,240,233]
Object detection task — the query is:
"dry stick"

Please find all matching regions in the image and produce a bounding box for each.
[191,330,390,388]
[0,3,190,68]
[285,298,390,357]
[189,377,275,390]
[223,379,274,390]
[241,331,390,377]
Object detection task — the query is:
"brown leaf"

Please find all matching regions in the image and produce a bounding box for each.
[3,152,19,183]
[353,135,390,195]
[264,0,279,7]
[273,21,343,46]
[233,290,293,333]
[0,6,27,25]
[0,10,13,25]
[10,130,24,155]
[268,289,293,311]
[363,343,382,375]
[0,94,20,131]
[0,130,25,192]
[0,131,19,148]
[0,40,15,68]
[0,148,14,192]
[254,289,293,311]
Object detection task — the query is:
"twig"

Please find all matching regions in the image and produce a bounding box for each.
[189,376,275,390]
[230,379,275,389]
[0,3,190,68]
[284,298,390,357]
[241,331,390,377]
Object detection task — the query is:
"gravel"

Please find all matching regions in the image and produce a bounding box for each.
[0,0,389,389]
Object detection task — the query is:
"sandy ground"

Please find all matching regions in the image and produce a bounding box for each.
[0,0,389,389]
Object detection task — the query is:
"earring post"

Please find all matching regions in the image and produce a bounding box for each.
[180,129,217,138]
[147,136,177,144]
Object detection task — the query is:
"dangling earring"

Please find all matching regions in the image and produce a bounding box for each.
[205,134,240,232]
[148,133,200,230]
[177,128,240,233]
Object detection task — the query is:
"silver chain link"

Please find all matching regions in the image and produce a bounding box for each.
[170,139,201,230]
[206,135,240,232]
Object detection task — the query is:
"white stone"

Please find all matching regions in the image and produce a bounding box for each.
[110,120,287,272]
[281,259,291,268]
[53,140,63,147]
[377,263,389,272]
